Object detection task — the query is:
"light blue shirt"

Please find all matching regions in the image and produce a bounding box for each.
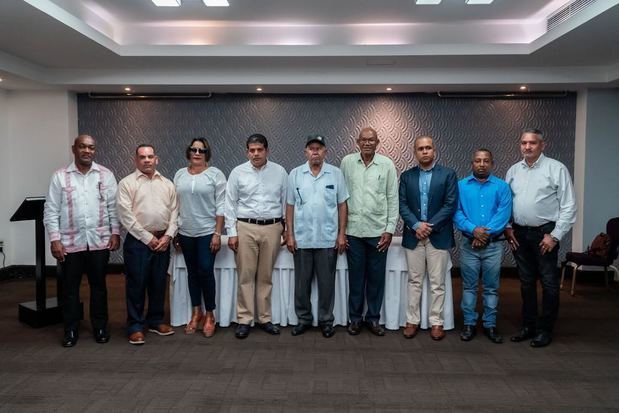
[454,174,512,238]
[287,162,349,248]
[413,166,433,229]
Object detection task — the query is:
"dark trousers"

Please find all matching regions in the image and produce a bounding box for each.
[178,234,217,311]
[60,249,110,332]
[346,235,387,323]
[123,233,170,334]
[512,222,560,333]
[293,248,337,326]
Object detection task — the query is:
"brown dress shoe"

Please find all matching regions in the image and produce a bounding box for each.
[430,325,445,341]
[203,311,216,338]
[403,323,418,339]
[128,331,145,345]
[148,324,175,336]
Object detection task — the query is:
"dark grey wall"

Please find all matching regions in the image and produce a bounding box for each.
[77,93,576,264]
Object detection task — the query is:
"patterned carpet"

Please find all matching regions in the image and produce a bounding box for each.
[0,272,618,412]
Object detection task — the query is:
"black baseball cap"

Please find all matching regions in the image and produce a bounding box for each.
[305,134,326,147]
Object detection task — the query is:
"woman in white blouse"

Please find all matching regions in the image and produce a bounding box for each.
[173,138,226,337]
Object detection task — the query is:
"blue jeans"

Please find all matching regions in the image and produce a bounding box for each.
[460,240,503,328]
[346,235,387,323]
[123,233,170,334]
[178,233,217,311]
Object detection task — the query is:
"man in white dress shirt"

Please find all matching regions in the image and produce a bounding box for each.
[505,128,577,348]
[225,134,288,339]
[43,135,120,347]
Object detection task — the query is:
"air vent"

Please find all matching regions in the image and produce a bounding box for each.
[547,0,597,32]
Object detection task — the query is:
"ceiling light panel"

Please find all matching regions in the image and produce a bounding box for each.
[203,0,230,6]
[415,0,442,4]
[465,0,494,4]
[152,0,181,6]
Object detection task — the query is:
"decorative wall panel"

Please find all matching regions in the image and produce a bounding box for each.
[78,93,577,265]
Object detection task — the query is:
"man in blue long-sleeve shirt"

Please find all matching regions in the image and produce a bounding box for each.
[454,149,512,344]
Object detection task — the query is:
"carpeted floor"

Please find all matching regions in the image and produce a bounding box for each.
[0,272,618,412]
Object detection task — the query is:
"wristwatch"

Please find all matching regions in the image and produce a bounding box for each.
[550,235,559,242]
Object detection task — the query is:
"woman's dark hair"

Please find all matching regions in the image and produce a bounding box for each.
[186,137,212,162]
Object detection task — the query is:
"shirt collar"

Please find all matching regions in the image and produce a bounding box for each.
[465,173,497,184]
[519,153,546,169]
[355,152,380,166]
[67,161,100,174]
[135,168,161,180]
[419,161,436,172]
[302,161,330,175]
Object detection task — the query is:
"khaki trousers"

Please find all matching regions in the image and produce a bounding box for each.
[405,238,450,326]
[235,221,282,324]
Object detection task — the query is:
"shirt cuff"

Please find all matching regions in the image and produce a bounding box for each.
[412,222,421,230]
[227,226,238,237]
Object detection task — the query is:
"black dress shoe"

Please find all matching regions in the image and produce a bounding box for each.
[510,327,536,342]
[321,325,335,338]
[257,322,280,335]
[94,328,110,344]
[530,331,552,348]
[235,324,250,339]
[291,323,311,336]
[460,325,476,341]
[62,330,78,347]
[483,327,503,344]
[347,321,361,336]
[367,320,385,336]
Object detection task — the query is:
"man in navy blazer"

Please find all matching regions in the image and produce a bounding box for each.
[399,135,458,340]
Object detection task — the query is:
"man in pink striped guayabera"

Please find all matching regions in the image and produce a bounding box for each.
[43,134,120,347]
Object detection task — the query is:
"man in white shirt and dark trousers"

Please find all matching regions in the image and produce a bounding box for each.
[43,135,120,347]
[225,134,288,339]
[505,128,577,348]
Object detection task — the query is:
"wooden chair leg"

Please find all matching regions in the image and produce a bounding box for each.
[604,266,609,289]
[570,267,577,297]
[560,265,566,290]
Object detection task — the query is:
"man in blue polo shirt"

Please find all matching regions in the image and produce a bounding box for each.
[286,135,349,338]
[454,148,512,343]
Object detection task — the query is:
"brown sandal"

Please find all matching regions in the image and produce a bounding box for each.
[185,306,203,335]
[203,311,216,338]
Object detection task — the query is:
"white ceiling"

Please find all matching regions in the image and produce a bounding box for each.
[0,0,618,93]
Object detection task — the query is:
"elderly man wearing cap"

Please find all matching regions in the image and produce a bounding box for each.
[286,135,349,338]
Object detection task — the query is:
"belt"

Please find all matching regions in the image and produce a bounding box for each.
[150,230,166,238]
[464,235,505,243]
[238,218,282,225]
[512,222,555,231]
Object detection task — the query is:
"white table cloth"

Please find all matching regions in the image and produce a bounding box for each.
[170,237,455,330]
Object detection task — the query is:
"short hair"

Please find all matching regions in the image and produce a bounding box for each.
[413,135,434,149]
[358,127,378,140]
[473,148,493,161]
[185,137,212,162]
[246,134,268,150]
[135,144,154,155]
[521,128,544,141]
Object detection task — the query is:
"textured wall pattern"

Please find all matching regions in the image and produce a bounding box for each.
[77,93,577,265]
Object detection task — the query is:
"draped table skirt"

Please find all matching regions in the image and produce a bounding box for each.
[169,237,454,330]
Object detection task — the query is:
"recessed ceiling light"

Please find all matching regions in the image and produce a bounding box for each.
[151,0,181,7]
[203,0,229,6]
[124,87,132,92]
[0,77,3,82]
[256,87,263,92]
[465,0,493,4]
[519,85,528,91]
[416,0,442,4]
[386,87,393,91]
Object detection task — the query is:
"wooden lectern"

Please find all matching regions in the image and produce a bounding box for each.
[10,197,63,327]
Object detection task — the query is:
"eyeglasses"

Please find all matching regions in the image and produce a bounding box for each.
[189,147,208,154]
